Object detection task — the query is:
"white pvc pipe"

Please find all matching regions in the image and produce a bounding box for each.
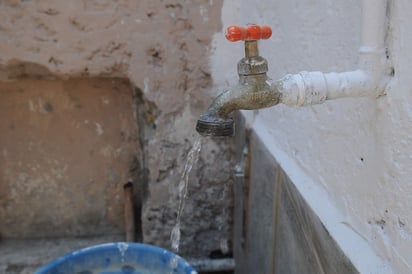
[361,0,386,52]
[279,0,389,106]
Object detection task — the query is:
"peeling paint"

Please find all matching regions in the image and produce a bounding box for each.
[143,77,149,94]
[199,6,209,23]
[95,122,104,136]
[101,97,110,105]
[28,100,36,112]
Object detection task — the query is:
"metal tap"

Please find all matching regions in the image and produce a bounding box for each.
[196,25,281,137]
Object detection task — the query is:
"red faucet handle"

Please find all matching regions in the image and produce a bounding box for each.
[225,25,272,42]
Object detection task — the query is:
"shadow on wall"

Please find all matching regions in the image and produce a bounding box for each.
[0,74,145,239]
[233,128,358,274]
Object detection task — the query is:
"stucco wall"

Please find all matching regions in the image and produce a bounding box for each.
[0,0,232,258]
[212,0,411,273]
[0,78,138,238]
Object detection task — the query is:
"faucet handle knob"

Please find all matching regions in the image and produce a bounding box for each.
[226,25,272,42]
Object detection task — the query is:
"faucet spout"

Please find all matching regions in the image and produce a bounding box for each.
[196,26,278,137]
[196,74,281,137]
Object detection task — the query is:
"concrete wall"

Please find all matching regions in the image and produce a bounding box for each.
[234,128,358,274]
[0,78,138,238]
[212,0,411,273]
[0,0,232,258]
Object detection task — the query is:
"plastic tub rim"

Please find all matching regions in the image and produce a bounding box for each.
[35,242,197,274]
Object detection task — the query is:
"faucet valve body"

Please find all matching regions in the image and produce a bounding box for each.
[238,41,269,75]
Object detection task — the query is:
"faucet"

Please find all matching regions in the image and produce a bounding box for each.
[196,25,281,137]
[197,20,390,137]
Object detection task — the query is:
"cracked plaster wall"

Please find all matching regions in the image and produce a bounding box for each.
[0,0,232,258]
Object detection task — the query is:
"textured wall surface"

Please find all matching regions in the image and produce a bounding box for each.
[213,0,412,272]
[234,131,357,274]
[0,78,138,238]
[0,0,232,258]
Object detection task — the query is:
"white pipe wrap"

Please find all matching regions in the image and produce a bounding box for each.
[279,70,371,106]
[280,71,327,106]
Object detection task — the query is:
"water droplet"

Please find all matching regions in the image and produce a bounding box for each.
[169,255,178,269]
[220,238,229,254]
[171,224,181,252]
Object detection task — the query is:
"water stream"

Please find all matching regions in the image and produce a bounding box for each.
[171,135,202,253]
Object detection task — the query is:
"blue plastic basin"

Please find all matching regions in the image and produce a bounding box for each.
[35,242,197,274]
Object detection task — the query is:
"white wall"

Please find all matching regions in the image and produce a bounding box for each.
[211,0,412,273]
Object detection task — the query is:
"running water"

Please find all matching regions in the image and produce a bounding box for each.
[171,135,202,253]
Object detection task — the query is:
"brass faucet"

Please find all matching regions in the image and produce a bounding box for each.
[196,25,281,137]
